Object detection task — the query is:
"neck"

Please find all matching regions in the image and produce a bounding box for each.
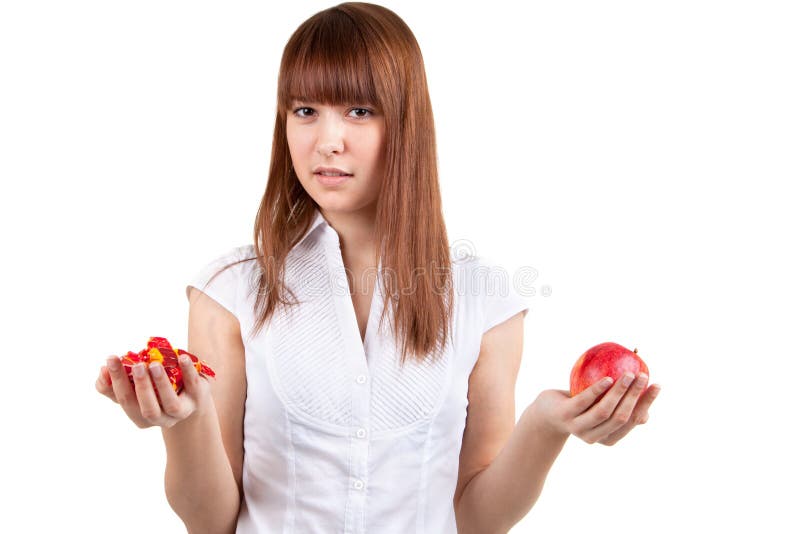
[320,205,378,263]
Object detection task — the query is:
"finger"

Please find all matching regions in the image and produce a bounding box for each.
[179,354,200,394]
[572,372,636,431]
[107,356,145,422]
[599,385,661,445]
[632,384,660,421]
[630,384,660,425]
[131,362,163,424]
[95,365,117,402]
[149,362,184,418]
[598,420,635,446]
[583,373,649,443]
[568,377,614,415]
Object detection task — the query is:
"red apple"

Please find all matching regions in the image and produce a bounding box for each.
[570,342,649,397]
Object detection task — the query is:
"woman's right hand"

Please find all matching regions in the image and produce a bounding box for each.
[96,354,214,429]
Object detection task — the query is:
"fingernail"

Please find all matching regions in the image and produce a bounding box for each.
[622,373,634,387]
[637,373,649,385]
[149,363,162,376]
[107,357,119,371]
[179,355,190,365]
[601,377,613,388]
[133,363,146,377]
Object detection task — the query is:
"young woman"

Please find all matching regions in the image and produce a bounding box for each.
[96,3,660,533]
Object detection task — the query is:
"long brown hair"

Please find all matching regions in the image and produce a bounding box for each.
[210,2,453,366]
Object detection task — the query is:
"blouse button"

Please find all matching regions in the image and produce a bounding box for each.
[355,374,367,384]
[353,479,365,490]
[356,428,367,438]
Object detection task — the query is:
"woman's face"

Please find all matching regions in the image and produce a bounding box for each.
[286,100,386,215]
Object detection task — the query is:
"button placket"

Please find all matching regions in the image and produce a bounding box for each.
[323,228,373,534]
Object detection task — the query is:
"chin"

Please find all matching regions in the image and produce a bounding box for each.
[309,192,350,209]
[314,196,378,216]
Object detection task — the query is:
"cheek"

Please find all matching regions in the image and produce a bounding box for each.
[285,125,311,154]
[357,129,385,167]
[285,131,300,153]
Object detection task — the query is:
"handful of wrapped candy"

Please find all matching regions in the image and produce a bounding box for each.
[118,336,215,394]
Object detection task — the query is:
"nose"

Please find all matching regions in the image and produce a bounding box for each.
[316,117,344,157]
[317,142,342,157]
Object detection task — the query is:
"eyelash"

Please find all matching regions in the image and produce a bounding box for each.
[291,107,374,119]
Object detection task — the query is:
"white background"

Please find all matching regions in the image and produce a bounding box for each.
[1,1,797,532]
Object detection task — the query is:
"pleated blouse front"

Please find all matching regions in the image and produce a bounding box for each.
[186,209,531,534]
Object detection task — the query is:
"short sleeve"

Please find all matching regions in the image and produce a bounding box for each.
[476,257,532,334]
[185,246,251,318]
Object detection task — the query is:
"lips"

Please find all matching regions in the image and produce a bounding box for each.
[313,166,353,176]
[316,173,351,186]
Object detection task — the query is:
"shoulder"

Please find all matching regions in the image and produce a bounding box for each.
[216,244,257,269]
[203,244,258,281]
[450,251,513,289]
[186,244,257,321]
[452,256,530,316]
[190,244,256,277]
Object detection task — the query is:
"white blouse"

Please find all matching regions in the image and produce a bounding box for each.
[187,208,531,534]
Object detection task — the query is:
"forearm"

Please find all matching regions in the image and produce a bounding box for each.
[162,403,240,534]
[455,404,569,534]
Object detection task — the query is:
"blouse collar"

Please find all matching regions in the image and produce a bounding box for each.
[296,207,328,246]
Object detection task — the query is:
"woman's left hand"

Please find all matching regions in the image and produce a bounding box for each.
[530,373,661,446]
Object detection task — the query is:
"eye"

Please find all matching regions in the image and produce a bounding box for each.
[349,107,374,119]
[292,107,315,118]
[290,106,374,119]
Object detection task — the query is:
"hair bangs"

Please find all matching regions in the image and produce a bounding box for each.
[278,11,379,113]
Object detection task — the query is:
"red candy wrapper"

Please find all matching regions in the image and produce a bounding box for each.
[119,336,215,394]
